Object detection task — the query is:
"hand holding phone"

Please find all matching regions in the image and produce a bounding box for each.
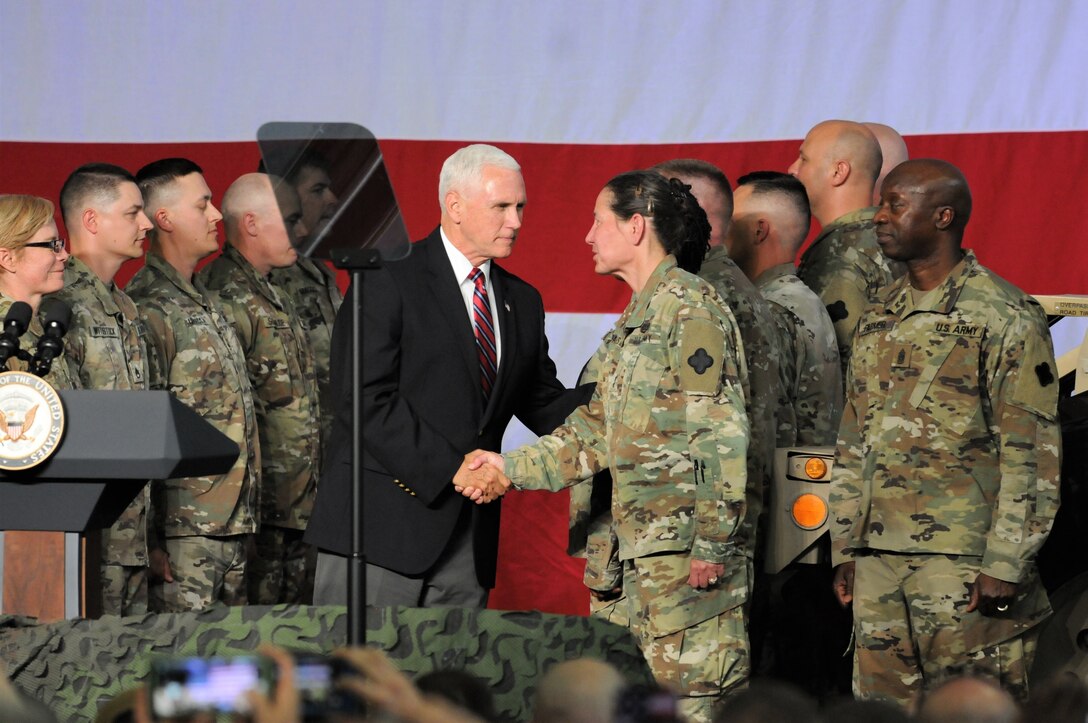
[150,654,273,719]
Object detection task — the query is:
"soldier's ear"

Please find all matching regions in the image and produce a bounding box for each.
[154,207,173,233]
[934,206,954,231]
[628,213,646,245]
[243,211,260,238]
[753,218,770,245]
[830,159,851,187]
[81,208,98,235]
[0,247,18,274]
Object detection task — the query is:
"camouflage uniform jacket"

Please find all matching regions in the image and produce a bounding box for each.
[797,207,900,376]
[829,251,1061,584]
[127,251,259,537]
[698,246,781,558]
[508,256,751,570]
[567,345,621,592]
[755,262,843,446]
[201,246,321,531]
[53,256,152,564]
[0,294,79,390]
[269,257,342,451]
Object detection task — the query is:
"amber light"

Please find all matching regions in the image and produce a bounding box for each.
[804,457,828,479]
[791,493,828,530]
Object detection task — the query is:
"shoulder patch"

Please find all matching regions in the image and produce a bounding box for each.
[826,300,849,323]
[679,317,725,395]
[1009,330,1059,421]
[1035,362,1055,387]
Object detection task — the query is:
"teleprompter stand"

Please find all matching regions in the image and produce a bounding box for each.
[258,121,411,646]
[331,248,382,647]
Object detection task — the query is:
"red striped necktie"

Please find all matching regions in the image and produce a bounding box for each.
[469,267,497,399]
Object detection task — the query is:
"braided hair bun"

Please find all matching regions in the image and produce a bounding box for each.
[603,171,710,273]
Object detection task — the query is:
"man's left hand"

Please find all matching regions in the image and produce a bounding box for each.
[148,547,173,583]
[688,559,726,590]
[967,572,1017,616]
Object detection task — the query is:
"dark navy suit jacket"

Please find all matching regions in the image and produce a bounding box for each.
[305,228,590,588]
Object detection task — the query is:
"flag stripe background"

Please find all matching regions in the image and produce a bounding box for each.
[2,1,1085,615]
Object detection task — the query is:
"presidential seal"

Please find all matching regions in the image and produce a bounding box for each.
[0,370,65,470]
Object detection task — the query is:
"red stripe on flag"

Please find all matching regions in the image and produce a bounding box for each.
[4,132,1085,309]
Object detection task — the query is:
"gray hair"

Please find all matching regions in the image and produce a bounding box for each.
[438,144,521,210]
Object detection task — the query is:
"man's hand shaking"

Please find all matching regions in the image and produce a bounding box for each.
[453,450,510,503]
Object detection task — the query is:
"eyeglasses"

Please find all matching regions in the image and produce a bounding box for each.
[24,238,66,253]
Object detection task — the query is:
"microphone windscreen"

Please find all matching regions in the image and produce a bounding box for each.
[4,301,32,333]
[38,298,72,335]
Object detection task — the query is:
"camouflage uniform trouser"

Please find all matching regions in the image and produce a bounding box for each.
[99,563,147,616]
[853,552,1046,709]
[150,535,247,612]
[248,526,315,605]
[622,552,750,723]
[100,493,149,616]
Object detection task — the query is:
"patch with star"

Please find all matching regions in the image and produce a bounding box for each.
[679,317,725,394]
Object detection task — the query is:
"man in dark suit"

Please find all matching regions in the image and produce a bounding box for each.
[306,144,588,606]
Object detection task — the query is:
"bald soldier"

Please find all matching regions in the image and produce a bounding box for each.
[201,174,322,605]
[129,158,260,611]
[830,159,1060,707]
[863,122,910,206]
[789,120,903,375]
[726,171,842,447]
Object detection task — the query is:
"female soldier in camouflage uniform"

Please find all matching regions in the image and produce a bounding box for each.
[0,194,78,390]
[458,171,752,722]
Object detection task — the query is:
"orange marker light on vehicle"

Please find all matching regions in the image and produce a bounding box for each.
[791,493,828,530]
[804,457,828,479]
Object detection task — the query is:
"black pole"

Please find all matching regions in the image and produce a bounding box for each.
[332,247,382,646]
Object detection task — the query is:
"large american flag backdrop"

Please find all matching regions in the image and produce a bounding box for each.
[2,1,1085,615]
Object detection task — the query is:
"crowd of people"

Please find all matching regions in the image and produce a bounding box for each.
[4,646,1088,722]
[0,117,1070,721]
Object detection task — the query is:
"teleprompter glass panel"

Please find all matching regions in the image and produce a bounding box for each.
[257,122,410,263]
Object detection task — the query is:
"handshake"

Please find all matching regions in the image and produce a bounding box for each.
[452,450,510,504]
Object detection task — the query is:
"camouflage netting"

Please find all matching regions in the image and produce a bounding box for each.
[0,604,652,722]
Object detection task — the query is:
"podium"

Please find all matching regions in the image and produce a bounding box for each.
[0,390,239,619]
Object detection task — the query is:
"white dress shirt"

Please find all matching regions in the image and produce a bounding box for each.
[440,228,502,367]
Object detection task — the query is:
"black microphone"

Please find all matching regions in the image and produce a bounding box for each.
[0,301,32,370]
[30,299,72,378]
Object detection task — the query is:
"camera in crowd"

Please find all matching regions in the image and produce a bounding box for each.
[149,651,363,720]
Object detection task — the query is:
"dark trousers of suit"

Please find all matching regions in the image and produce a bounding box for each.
[313,506,487,607]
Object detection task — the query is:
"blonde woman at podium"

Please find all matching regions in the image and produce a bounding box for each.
[0,194,78,390]
[0,194,80,623]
